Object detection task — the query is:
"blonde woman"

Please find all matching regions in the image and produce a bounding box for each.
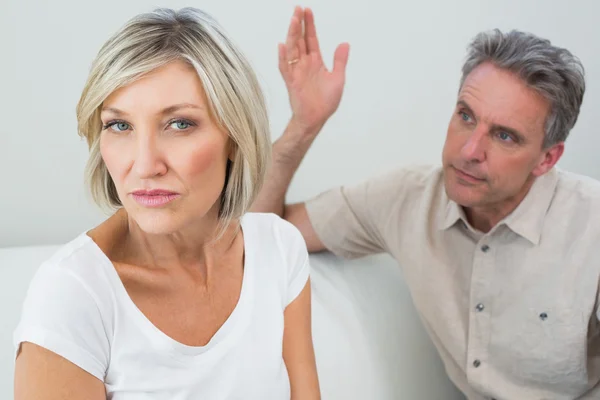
[14,7,319,400]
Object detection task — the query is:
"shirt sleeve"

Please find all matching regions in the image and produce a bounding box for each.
[305,168,410,259]
[13,261,110,381]
[275,218,311,307]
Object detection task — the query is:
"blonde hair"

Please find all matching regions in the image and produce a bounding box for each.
[76,7,271,233]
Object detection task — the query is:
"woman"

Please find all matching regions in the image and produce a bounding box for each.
[14,7,320,399]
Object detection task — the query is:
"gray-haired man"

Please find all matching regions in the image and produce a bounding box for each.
[253,6,600,400]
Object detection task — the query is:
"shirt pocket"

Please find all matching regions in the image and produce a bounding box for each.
[490,304,589,390]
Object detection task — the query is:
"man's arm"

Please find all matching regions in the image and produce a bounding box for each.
[254,117,325,252]
[252,6,349,253]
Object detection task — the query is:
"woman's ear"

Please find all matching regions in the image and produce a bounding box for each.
[228,141,237,162]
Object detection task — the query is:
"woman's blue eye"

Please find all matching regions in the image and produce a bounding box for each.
[115,122,130,131]
[103,121,130,132]
[171,120,191,130]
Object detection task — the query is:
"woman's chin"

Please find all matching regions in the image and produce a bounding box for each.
[126,209,183,236]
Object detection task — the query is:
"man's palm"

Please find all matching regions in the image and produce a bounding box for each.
[279,8,350,131]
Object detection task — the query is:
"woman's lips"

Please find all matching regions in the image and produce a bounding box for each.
[130,190,181,208]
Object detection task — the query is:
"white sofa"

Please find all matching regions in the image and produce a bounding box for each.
[0,245,464,399]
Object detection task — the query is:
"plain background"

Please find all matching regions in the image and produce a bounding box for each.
[1,0,599,247]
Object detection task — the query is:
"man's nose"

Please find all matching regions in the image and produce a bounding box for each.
[460,126,487,162]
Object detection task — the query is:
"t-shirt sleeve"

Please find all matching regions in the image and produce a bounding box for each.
[276,218,311,307]
[13,261,110,381]
[305,168,409,259]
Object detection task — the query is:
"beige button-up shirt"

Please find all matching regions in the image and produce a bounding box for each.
[306,164,600,399]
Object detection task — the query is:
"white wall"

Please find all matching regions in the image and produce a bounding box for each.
[1,0,599,247]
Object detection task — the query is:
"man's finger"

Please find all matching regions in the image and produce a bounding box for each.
[332,43,350,76]
[286,15,302,63]
[278,43,289,78]
[285,7,304,63]
[298,20,307,56]
[304,8,322,60]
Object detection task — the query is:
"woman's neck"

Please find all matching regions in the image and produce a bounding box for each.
[116,208,240,274]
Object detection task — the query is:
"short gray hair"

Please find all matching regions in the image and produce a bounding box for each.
[76,7,270,233]
[460,29,585,148]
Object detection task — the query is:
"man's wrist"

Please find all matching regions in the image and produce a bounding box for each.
[286,116,324,142]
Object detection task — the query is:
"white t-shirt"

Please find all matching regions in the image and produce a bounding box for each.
[14,213,310,400]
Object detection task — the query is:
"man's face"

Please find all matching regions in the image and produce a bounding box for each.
[442,62,563,210]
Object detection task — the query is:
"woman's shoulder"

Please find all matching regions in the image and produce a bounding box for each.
[17,230,116,327]
[241,213,309,307]
[27,232,116,313]
[242,212,305,247]
[242,212,308,268]
[14,232,114,381]
[40,233,111,282]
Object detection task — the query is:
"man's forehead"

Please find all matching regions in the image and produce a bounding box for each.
[459,64,549,134]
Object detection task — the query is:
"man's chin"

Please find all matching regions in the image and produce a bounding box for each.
[444,181,485,208]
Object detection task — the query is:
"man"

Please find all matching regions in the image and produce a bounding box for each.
[253,6,600,400]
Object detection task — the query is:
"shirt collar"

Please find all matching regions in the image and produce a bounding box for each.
[502,168,558,245]
[438,168,559,245]
[439,194,465,231]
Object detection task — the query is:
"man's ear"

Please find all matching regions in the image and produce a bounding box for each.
[532,142,564,177]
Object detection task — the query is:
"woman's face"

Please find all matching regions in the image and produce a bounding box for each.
[100,60,231,234]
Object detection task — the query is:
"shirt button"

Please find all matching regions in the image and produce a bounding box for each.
[481,244,490,252]
[475,303,485,312]
[473,359,481,368]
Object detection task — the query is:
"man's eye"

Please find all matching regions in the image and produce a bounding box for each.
[460,112,471,122]
[498,131,513,142]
